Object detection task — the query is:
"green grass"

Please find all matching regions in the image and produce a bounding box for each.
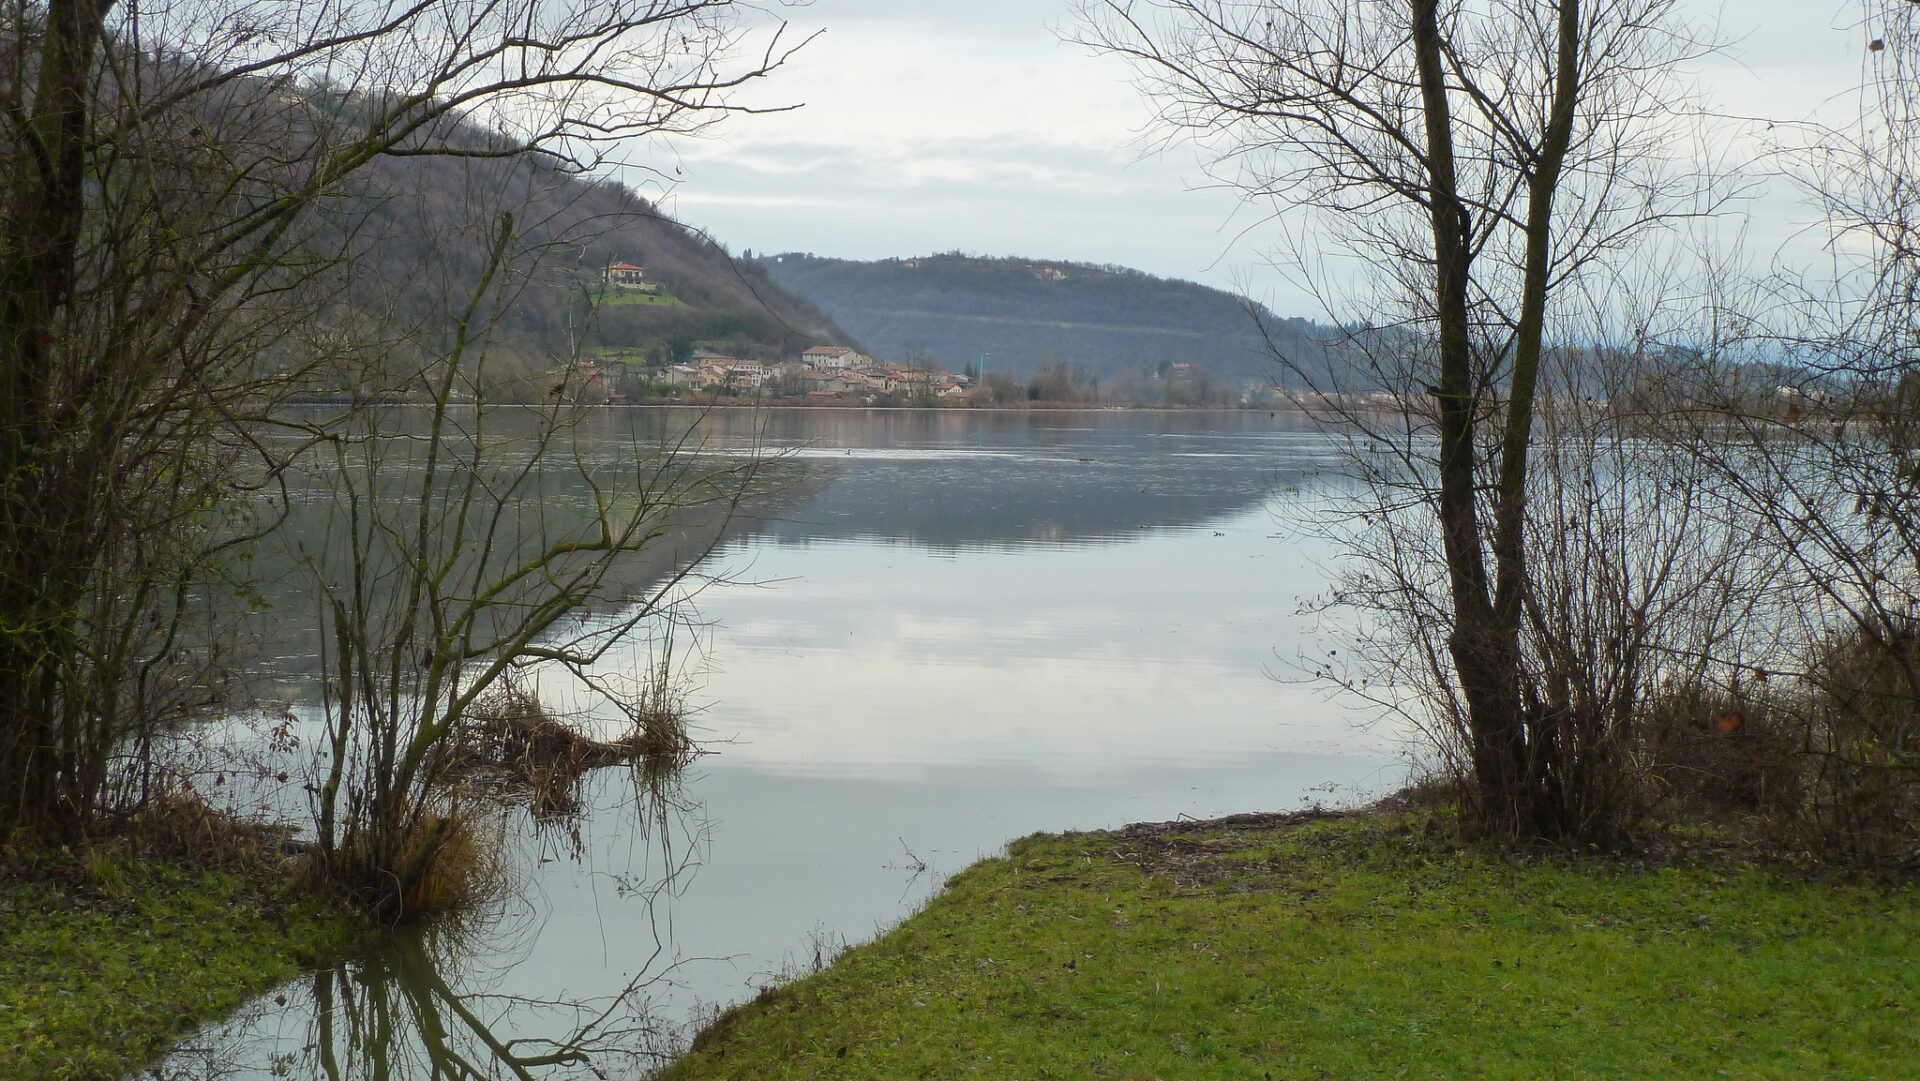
[0,856,357,1081]
[663,810,1917,1080]
[595,289,683,307]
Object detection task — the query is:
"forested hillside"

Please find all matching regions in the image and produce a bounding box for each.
[750,252,1340,389]
[257,92,855,391]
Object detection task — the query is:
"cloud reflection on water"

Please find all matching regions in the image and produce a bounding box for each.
[160,409,1402,1079]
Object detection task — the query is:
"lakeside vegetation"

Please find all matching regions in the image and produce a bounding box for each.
[665,805,1918,1080]
[5,0,1920,1074]
[0,830,359,1081]
[0,4,776,1074]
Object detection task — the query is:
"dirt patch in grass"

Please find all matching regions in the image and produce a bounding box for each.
[1096,808,1361,890]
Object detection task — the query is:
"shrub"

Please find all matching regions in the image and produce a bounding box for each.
[1635,622,1920,874]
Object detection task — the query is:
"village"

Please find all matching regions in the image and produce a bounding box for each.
[573,341,975,404]
[590,261,975,403]
[653,344,972,401]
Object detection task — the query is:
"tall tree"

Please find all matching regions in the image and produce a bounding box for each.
[1079,0,1717,839]
[0,0,798,840]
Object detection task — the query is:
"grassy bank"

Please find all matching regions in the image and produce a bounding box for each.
[0,851,357,1081]
[664,808,1917,1080]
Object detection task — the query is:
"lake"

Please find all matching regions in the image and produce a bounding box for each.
[156,408,1404,1079]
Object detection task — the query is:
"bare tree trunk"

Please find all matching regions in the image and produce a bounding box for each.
[1497,0,1583,837]
[1407,0,1589,839]
[1075,0,1735,846]
[1409,0,1524,838]
[0,0,115,838]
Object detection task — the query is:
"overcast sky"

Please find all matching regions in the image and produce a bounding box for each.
[614,0,1890,315]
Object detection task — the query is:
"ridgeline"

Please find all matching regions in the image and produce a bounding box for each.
[751,252,1343,391]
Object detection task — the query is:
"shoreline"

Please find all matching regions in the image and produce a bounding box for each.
[658,803,1918,1079]
[16,800,1916,1079]
[277,399,1293,413]
[0,846,360,1081]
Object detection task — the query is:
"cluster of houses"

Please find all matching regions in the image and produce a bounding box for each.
[585,259,972,400]
[652,344,973,401]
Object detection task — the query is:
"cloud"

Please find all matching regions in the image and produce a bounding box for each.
[683,133,1171,195]
[618,0,1881,315]
[631,4,1266,290]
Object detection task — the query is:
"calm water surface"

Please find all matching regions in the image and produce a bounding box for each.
[157,409,1404,1079]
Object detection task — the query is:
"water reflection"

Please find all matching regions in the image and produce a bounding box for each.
[305,928,677,1081]
[717,408,1341,550]
[155,409,1399,1080]
[231,409,1341,689]
[162,923,672,1081]
[163,767,705,1081]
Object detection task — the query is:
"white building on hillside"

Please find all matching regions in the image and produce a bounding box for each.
[603,261,661,293]
[801,345,871,370]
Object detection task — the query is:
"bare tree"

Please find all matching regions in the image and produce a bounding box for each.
[295,209,767,920]
[1077,0,1724,839]
[0,0,799,840]
[1669,2,1920,865]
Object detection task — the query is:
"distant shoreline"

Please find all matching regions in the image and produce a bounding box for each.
[279,398,1296,414]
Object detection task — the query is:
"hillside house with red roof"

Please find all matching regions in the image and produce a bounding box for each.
[603,261,660,293]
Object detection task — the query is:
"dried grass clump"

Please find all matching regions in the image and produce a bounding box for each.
[0,777,305,886]
[1793,624,1920,869]
[451,678,693,822]
[389,806,509,918]
[624,691,696,761]
[310,800,511,925]
[1638,684,1803,821]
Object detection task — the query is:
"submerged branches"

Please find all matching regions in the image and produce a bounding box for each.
[291,195,765,920]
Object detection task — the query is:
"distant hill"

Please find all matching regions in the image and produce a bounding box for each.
[209,83,858,392]
[330,150,855,377]
[749,252,1339,388]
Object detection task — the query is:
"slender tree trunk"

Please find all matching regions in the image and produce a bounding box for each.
[1493,0,1583,836]
[0,0,115,838]
[1412,0,1585,840]
[1410,0,1528,838]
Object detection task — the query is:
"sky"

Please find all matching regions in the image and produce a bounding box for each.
[613,0,1892,316]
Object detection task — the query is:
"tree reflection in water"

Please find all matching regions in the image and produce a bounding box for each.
[160,762,704,1080]
[306,932,664,1081]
